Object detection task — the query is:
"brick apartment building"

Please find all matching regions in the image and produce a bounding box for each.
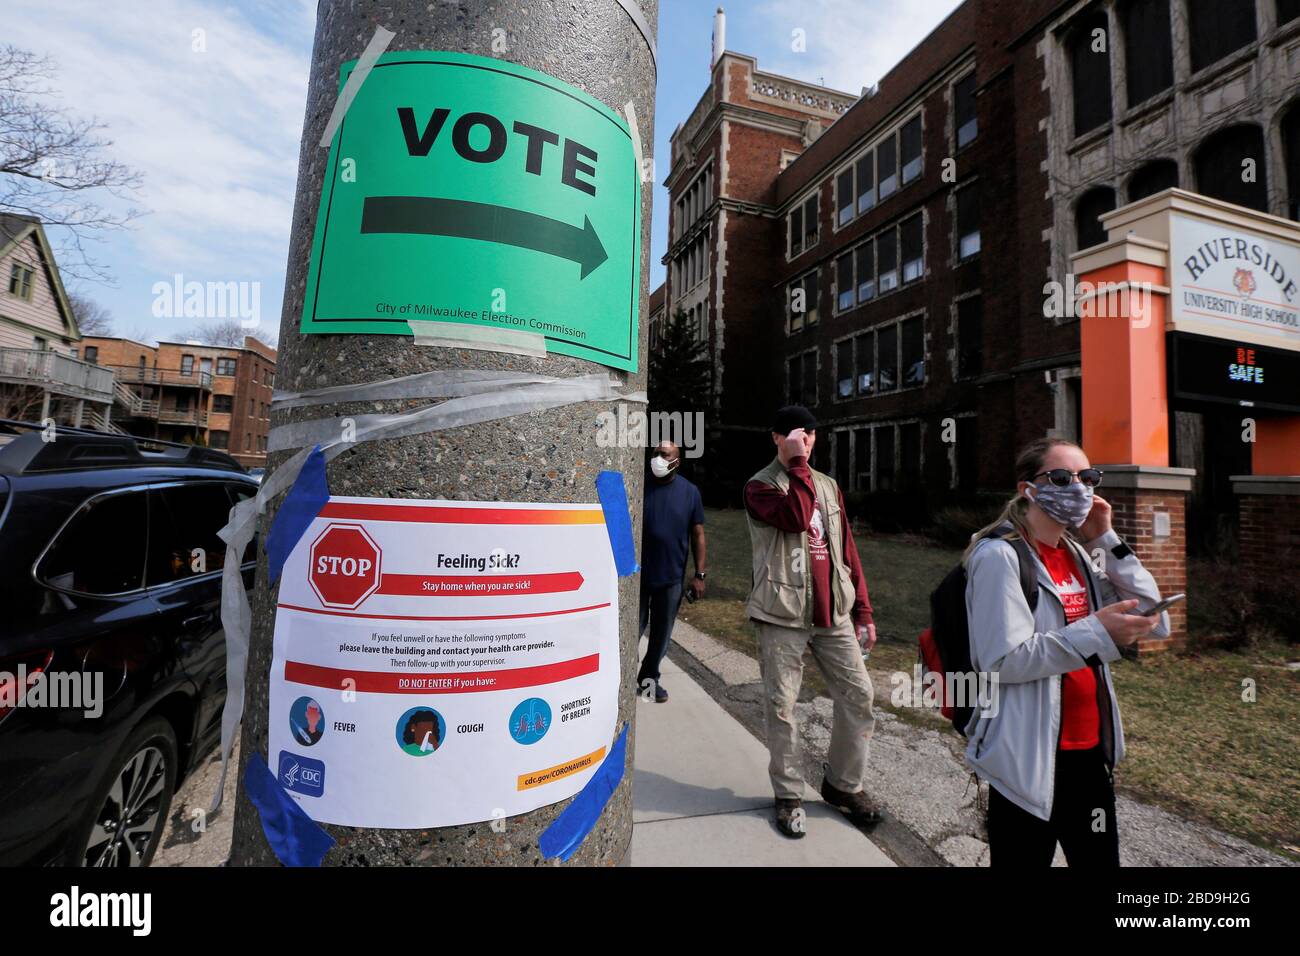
[79,335,277,468]
[660,0,1300,553]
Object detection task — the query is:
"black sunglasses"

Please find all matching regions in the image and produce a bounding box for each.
[1033,468,1104,488]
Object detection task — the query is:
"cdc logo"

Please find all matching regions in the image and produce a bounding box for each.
[279,752,326,797]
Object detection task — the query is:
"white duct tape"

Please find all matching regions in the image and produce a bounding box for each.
[209,373,646,813]
[209,444,317,814]
[267,374,627,453]
[273,368,564,410]
[408,319,548,358]
[318,26,395,147]
[623,100,646,188]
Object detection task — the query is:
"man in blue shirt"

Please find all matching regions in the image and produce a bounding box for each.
[639,439,706,703]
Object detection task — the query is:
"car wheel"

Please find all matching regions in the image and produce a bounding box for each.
[76,717,178,867]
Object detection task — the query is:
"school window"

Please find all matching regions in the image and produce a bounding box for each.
[216,357,237,376]
[836,252,855,311]
[213,394,234,414]
[181,354,195,375]
[856,240,875,302]
[900,116,922,185]
[901,214,924,283]
[245,433,251,451]
[956,295,983,378]
[789,203,804,256]
[1188,0,1256,73]
[8,263,34,300]
[877,229,898,293]
[954,72,977,148]
[1194,124,1269,213]
[877,132,898,200]
[898,423,922,492]
[853,428,871,491]
[801,351,817,406]
[855,332,874,395]
[248,398,255,417]
[787,355,802,404]
[210,430,229,449]
[902,316,925,386]
[878,323,898,393]
[83,345,99,364]
[1069,12,1112,137]
[788,271,818,333]
[835,431,850,486]
[876,426,896,490]
[1075,186,1116,250]
[1284,107,1300,222]
[836,339,854,398]
[801,194,818,250]
[260,435,267,452]
[837,167,854,226]
[1127,159,1179,202]
[956,184,980,260]
[954,416,979,488]
[1122,0,1173,107]
[856,151,875,214]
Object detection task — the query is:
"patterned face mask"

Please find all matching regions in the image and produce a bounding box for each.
[1027,479,1093,529]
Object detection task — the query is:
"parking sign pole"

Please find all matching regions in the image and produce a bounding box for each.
[228,0,656,866]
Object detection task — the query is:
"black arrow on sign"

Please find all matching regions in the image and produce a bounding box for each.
[360,195,609,280]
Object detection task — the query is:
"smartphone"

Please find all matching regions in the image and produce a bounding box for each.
[684,588,697,604]
[1135,593,1185,616]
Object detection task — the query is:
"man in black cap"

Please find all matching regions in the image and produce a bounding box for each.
[743,405,881,838]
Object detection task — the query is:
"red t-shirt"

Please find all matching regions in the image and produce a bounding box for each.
[1035,539,1100,751]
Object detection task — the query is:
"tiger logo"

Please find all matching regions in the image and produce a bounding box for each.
[1233,268,1257,298]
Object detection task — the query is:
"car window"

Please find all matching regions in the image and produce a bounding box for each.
[146,484,234,586]
[228,483,258,563]
[38,491,148,594]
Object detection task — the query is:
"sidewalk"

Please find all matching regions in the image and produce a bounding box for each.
[629,647,894,866]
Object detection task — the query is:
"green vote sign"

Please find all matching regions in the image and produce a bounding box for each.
[301,51,642,372]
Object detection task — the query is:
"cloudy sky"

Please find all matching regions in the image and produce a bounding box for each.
[5,0,962,344]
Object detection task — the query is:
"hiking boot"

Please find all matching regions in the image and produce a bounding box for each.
[820,778,883,826]
[774,798,807,839]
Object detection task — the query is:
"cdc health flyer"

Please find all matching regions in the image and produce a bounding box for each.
[267,496,619,828]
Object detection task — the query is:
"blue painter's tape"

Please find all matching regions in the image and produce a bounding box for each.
[538,722,629,862]
[264,445,329,583]
[243,751,335,867]
[595,470,638,577]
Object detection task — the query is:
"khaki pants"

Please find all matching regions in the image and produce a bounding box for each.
[754,618,875,799]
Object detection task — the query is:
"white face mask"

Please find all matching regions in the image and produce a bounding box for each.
[420,731,434,752]
[649,456,676,478]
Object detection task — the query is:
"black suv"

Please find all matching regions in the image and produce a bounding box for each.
[0,421,257,866]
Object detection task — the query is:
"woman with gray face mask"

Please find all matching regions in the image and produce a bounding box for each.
[961,437,1169,866]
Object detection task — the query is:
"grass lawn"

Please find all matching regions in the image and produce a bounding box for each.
[678,507,1300,857]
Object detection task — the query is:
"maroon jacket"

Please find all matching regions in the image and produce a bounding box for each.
[743,455,874,628]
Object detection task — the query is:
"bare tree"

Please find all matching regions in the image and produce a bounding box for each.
[177,319,250,347]
[66,292,114,336]
[177,318,278,350]
[0,44,144,281]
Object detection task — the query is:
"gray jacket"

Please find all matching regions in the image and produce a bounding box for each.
[963,528,1169,821]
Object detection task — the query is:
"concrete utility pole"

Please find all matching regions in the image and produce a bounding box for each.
[228,0,657,866]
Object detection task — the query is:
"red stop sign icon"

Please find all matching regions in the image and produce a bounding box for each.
[309,523,382,609]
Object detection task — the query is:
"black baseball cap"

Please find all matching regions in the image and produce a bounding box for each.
[771,405,817,436]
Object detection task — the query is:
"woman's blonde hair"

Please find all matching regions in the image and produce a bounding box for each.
[961,437,1082,565]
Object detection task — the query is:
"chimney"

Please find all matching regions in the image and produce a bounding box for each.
[712,6,726,68]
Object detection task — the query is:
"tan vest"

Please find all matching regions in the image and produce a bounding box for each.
[745,457,856,629]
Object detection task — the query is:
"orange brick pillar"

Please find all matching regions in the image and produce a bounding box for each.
[1233,417,1300,581]
[1073,236,1191,651]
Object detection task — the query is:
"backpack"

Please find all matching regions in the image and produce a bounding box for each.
[918,524,1039,736]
